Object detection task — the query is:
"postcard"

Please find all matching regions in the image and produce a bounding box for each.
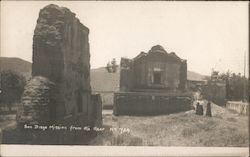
[0,1,249,156]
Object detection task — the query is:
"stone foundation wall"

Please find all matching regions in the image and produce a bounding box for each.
[114,92,192,115]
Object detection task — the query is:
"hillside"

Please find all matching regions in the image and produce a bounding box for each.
[0,58,206,91]
[90,66,206,92]
[0,57,32,80]
[91,67,120,92]
[187,71,207,81]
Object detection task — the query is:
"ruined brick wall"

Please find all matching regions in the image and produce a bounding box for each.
[116,46,189,115]
[147,61,181,90]
[32,4,91,120]
[16,76,57,125]
[121,46,187,91]
[3,4,98,144]
[132,55,183,90]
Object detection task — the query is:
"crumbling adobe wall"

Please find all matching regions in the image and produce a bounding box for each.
[120,46,187,91]
[2,4,99,144]
[32,4,91,120]
[147,61,181,89]
[16,76,57,125]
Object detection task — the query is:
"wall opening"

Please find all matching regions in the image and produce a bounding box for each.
[153,71,161,84]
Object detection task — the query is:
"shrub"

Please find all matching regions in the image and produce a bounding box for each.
[0,70,26,112]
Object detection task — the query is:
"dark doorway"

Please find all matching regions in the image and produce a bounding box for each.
[153,71,161,84]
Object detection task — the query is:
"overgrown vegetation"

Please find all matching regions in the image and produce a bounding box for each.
[0,70,26,112]
[213,70,248,101]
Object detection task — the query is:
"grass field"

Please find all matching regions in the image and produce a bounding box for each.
[0,103,248,146]
[90,103,249,146]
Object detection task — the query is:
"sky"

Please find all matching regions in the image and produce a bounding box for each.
[1,1,249,76]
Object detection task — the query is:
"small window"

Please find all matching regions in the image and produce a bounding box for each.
[153,71,161,84]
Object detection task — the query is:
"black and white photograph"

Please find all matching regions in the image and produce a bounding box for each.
[0,1,249,156]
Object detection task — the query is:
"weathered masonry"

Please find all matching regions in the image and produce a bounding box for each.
[31,4,92,125]
[2,4,102,144]
[114,45,192,115]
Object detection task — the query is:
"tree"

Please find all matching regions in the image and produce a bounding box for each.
[106,62,112,73]
[0,70,26,112]
[106,58,118,73]
[218,71,248,101]
[111,58,118,73]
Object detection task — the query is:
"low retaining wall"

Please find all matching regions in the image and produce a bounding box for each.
[226,101,249,115]
[114,92,192,115]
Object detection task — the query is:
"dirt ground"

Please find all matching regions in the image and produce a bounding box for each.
[0,102,248,147]
[90,102,249,146]
[0,114,16,129]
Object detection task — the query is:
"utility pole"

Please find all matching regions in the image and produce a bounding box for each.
[243,51,246,102]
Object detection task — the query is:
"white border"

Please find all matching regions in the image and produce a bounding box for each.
[0,145,249,157]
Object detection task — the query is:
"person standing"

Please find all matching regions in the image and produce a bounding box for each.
[196,102,199,115]
[196,102,203,115]
[206,101,212,117]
